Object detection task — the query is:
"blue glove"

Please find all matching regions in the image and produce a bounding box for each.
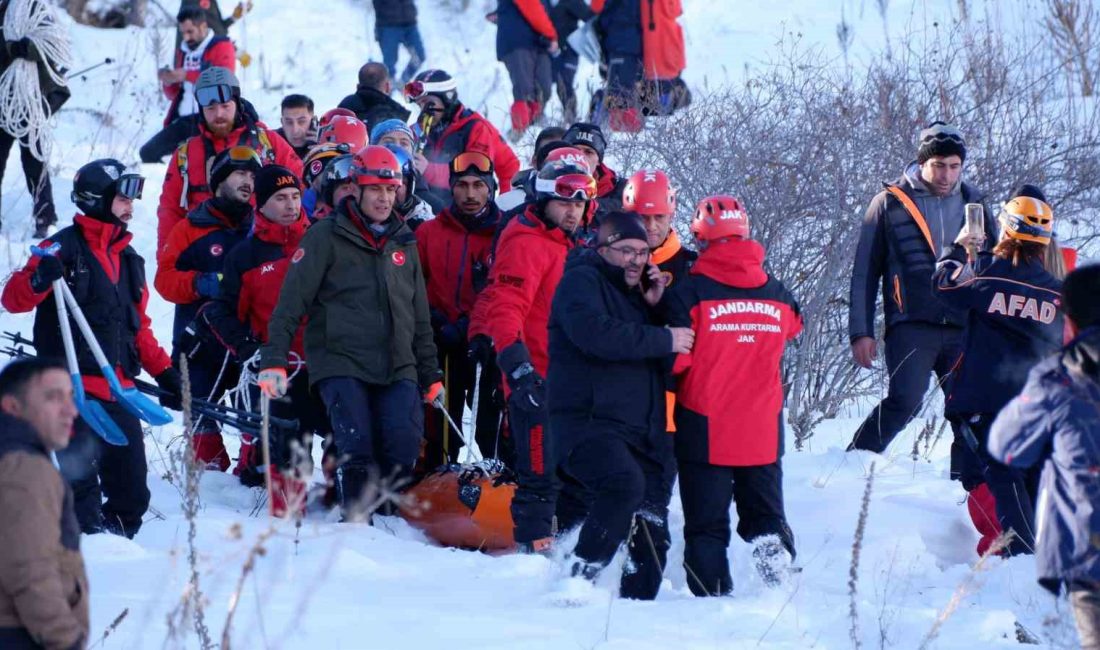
[195,272,222,299]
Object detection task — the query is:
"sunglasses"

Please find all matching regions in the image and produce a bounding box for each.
[196,83,236,108]
[450,151,492,175]
[535,173,597,201]
[116,174,145,200]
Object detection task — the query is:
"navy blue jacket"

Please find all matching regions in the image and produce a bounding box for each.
[596,0,642,56]
[495,0,554,60]
[849,165,994,341]
[373,0,417,27]
[934,245,1063,416]
[547,249,672,457]
[989,328,1100,594]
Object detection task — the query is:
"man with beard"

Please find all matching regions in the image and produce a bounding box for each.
[471,158,595,553]
[156,147,259,471]
[157,66,301,250]
[275,94,318,161]
[258,145,442,521]
[1,160,181,537]
[548,212,691,598]
[140,7,236,163]
[416,152,504,465]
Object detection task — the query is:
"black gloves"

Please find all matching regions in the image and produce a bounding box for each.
[468,333,495,366]
[498,341,546,417]
[235,337,260,363]
[30,255,64,293]
[155,367,184,411]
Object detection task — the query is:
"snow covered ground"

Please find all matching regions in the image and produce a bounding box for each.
[0,0,1085,647]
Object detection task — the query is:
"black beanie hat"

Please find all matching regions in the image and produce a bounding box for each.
[1010,183,1048,204]
[255,165,302,208]
[598,211,648,247]
[563,122,608,161]
[917,121,966,164]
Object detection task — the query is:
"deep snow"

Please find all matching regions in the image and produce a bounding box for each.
[0,0,1084,647]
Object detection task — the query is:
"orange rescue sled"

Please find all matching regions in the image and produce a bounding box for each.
[400,461,517,551]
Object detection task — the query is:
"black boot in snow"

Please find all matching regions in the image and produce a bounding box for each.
[752,536,793,588]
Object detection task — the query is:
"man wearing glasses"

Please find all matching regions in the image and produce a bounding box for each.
[1,160,180,538]
[403,69,519,196]
[548,211,693,598]
[156,66,302,251]
[472,158,594,554]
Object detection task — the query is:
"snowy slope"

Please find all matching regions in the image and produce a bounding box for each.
[0,0,1081,647]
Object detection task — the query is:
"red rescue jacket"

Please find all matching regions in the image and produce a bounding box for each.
[416,204,499,324]
[476,206,576,375]
[422,105,520,193]
[162,34,236,126]
[156,119,302,250]
[1,216,172,401]
[666,239,802,466]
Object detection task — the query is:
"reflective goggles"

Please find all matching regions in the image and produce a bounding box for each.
[195,83,236,108]
[535,173,597,201]
[116,174,145,200]
[325,156,355,181]
[403,78,457,101]
[450,151,492,175]
[225,145,263,166]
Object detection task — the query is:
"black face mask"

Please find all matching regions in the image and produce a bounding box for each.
[211,194,253,225]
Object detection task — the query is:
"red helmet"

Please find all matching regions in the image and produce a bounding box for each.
[350,145,403,187]
[691,195,750,242]
[318,115,369,152]
[543,146,591,174]
[622,169,675,215]
[319,107,357,128]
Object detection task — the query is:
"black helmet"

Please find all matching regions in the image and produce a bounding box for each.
[319,154,356,207]
[71,159,144,220]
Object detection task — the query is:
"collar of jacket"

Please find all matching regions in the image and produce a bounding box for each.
[191,197,254,230]
[441,201,500,233]
[691,238,769,288]
[650,230,682,265]
[335,198,412,251]
[1064,326,1100,383]
[252,210,309,252]
[180,29,215,55]
[75,214,132,253]
[596,162,619,197]
[0,411,48,459]
[519,204,578,247]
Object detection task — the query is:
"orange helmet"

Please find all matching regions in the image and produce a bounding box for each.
[350,145,403,187]
[691,195,750,243]
[319,107,356,128]
[302,142,353,186]
[622,169,675,215]
[318,115,369,152]
[1000,195,1054,245]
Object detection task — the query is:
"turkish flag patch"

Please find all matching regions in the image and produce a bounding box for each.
[210,244,223,256]
[291,248,306,264]
[392,251,406,266]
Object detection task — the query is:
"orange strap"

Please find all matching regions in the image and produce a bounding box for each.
[886,186,935,254]
[651,231,682,265]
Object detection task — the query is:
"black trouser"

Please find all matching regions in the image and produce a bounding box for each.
[606,52,642,105]
[502,47,553,104]
[559,433,674,600]
[58,398,150,538]
[849,322,963,453]
[317,377,423,514]
[177,342,238,436]
[139,115,199,163]
[424,344,506,467]
[678,459,795,597]
[509,403,557,544]
[961,414,1040,556]
[552,48,581,123]
[0,129,57,232]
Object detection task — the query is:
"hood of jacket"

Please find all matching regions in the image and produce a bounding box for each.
[691,238,769,288]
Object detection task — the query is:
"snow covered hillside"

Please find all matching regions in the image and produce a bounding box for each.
[0,0,1085,647]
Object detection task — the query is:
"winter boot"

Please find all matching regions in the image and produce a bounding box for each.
[508,100,532,141]
[269,466,308,518]
[752,535,793,588]
[233,434,264,486]
[966,483,1003,557]
[191,432,230,472]
[527,100,544,126]
[609,107,643,133]
[570,559,603,582]
[337,464,373,523]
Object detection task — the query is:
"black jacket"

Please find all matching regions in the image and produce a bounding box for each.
[550,0,595,48]
[547,249,671,456]
[373,0,417,27]
[848,165,994,341]
[934,245,1064,416]
[337,86,411,132]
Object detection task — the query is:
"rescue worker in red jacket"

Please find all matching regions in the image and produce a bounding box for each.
[416,152,504,465]
[472,158,596,553]
[665,196,802,596]
[156,66,302,250]
[203,165,328,516]
[1,159,181,537]
[140,7,236,163]
[404,69,520,197]
[156,146,259,471]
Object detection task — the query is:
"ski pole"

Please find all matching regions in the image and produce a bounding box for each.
[466,361,482,464]
[66,58,114,80]
[259,393,276,517]
[442,355,450,464]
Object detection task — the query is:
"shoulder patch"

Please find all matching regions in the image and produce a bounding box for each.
[291,248,306,264]
[392,251,406,267]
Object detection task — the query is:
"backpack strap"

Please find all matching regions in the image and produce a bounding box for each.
[886,185,935,254]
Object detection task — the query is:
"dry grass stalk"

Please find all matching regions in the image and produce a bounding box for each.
[848,462,876,650]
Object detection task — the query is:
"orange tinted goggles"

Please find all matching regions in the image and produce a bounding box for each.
[450,151,492,175]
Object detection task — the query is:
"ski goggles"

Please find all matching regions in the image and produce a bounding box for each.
[403,78,457,101]
[535,173,597,201]
[450,151,492,175]
[225,145,263,166]
[116,174,145,200]
[324,155,356,182]
[195,83,237,108]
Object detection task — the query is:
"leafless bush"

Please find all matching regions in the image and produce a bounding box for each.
[611,20,1100,443]
[1046,0,1097,96]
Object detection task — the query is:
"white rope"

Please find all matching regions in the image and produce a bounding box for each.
[0,0,72,161]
